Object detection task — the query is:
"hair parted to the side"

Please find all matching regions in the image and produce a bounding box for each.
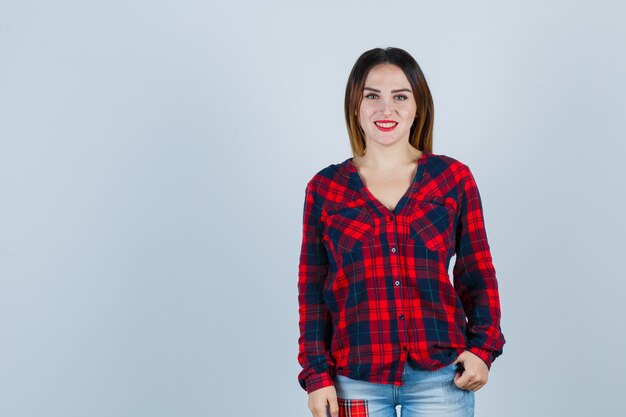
[344,47,434,157]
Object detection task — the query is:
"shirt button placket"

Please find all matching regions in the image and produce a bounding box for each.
[387,212,409,374]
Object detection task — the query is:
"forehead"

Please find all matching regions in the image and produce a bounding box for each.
[364,64,410,87]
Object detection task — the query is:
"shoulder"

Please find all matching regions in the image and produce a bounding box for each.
[423,152,473,186]
[425,151,468,171]
[305,158,352,190]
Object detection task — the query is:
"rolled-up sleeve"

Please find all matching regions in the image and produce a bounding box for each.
[452,164,506,370]
[297,180,334,393]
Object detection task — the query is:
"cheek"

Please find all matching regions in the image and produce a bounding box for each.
[401,104,417,118]
[359,102,378,117]
[408,103,418,118]
[358,108,371,126]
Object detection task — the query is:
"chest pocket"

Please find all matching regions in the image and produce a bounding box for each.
[325,206,375,257]
[408,195,457,252]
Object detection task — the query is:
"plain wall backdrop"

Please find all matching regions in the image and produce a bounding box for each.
[1,1,625,416]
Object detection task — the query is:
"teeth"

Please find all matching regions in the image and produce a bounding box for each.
[375,122,397,128]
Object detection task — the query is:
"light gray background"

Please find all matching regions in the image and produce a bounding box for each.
[1,1,624,416]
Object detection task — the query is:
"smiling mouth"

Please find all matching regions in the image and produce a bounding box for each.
[374,121,398,128]
[374,121,398,131]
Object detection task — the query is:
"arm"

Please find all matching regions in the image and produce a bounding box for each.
[297,180,335,394]
[452,164,506,370]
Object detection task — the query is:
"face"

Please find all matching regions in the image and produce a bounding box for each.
[358,63,417,148]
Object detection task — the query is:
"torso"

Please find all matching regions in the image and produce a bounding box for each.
[352,151,422,212]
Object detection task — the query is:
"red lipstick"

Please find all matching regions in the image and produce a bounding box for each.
[374,120,398,132]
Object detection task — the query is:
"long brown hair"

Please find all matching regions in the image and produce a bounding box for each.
[344,47,434,157]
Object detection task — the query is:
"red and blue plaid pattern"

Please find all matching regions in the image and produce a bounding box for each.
[297,151,506,394]
[338,398,369,417]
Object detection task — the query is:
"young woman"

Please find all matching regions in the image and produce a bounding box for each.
[297,47,505,417]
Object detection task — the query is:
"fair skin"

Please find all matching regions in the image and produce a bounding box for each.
[307,63,488,417]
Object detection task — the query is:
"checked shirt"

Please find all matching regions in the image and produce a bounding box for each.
[297,151,506,394]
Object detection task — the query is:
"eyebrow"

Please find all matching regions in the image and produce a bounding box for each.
[363,87,412,93]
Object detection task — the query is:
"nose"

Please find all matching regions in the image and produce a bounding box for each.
[380,99,393,116]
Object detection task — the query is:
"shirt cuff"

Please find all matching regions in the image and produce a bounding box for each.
[468,346,493,370]
[305,371,335,394]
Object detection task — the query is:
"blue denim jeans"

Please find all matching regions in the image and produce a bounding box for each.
[332,358,475,417]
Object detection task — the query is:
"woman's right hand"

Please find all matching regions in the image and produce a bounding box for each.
[308,385,339,417]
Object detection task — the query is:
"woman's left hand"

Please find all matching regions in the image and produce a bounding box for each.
[452,350,489,391]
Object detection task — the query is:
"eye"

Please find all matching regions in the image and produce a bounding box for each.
[395,95,408,101]
[365,93,379,99]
